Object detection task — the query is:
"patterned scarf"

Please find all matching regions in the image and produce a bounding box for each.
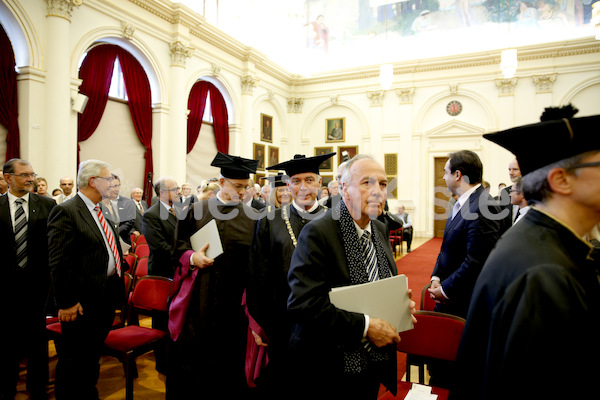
[336,199,394,375]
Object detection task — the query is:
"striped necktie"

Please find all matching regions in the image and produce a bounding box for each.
[94,206,121,277]
[361,230,379,282]
[14,198,28,269]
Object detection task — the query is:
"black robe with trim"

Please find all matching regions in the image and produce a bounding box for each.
[247,204,327,379]
[452,208,600,400]
[166,198,258,399]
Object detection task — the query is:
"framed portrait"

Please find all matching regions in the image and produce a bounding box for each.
[268,146,279,168]
[326,117,345,143]
[261,113,273,143]
[254,173,265,185]
[314,146,333,172]
[253,143,266,171]
[338,145,358,165]
[321,175,333,187]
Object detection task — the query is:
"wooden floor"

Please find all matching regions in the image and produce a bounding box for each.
[17,236,432,400]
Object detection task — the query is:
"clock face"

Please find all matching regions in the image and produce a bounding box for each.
[446,100,462,116]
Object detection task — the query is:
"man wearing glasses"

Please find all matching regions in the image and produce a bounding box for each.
[0,159,56,400]
[454,106,600,400]
[48,159,125,400]
[167,152,259,399]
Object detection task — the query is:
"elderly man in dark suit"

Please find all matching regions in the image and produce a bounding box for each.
[142,177,179,278]
[0,159,56,400]
[287,154,416,400]
[48,159,125,400]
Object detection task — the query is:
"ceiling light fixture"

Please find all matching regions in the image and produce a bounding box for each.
[501,49,518,79]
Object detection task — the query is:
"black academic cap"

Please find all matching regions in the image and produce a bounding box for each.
[261,172,287,187]
[210,152,259,179]
[266,152,336,177]
[483,114,600,176]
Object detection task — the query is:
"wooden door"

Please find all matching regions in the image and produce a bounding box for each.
[434,157,451,238]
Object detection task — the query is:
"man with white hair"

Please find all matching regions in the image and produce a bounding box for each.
[48,159,125,400]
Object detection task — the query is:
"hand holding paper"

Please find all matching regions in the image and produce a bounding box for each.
[190,219,223,268]
[191,243,214,269]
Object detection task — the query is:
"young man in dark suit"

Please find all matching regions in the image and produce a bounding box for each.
[0,159,56,400]
[48,159,125,400]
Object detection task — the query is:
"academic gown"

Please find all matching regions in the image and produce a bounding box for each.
[166,198,258,399]
[247,204,327,387]
[452,208,600,400]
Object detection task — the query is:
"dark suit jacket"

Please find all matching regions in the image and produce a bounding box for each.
[48,194,125,311]
[250,198,266,211]
[142,201,177,278]
[0,193,56,320]
[115,196,136,244]
[132,199,148,232]
[431,185,501,318]
[287,210,398,393]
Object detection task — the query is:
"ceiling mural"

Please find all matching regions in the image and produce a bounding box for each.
[173,0,596,75]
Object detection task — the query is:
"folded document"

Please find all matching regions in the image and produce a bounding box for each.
[329,274,414,333]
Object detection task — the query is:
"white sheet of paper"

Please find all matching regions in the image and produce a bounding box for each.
[120,238,131,254]
[189,219,224,260]
[329,274,414,333]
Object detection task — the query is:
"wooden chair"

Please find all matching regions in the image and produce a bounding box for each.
[134,257,148,282]
[389,228,403,255]
[103,275,173,400]
[124,253,138,275]
[379,310,465,400]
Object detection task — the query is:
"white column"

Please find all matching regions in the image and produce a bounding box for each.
[240,74,258,158]
[45,0,77,184]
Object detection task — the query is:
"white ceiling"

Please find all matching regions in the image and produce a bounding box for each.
[172,0,596,76]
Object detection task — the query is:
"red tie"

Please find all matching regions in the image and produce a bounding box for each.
[95,206,121,277]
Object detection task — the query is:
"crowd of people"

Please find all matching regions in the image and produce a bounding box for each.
[1,105,599,400]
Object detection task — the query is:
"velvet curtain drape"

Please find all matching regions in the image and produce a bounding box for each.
[77,45,118,164]
[0,26,20,161]
[186,80,229,154]
[186,81,210,154]
[77,44,154,201]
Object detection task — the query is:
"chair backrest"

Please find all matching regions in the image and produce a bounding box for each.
[124,253,138,273]
[396,310,465,362]
[134,243,150,258]
[124,272,134,296]
[136,234,147,246]
[135,257,149,279]
[420,282,436,311]
[131,275,173,312]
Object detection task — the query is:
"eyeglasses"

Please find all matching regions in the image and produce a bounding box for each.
[568,161,600,170]
[94,176,114,182]
[161,187,179,192]
[224,177,251,192]
[509,189,521,193]
[9,173,37,179]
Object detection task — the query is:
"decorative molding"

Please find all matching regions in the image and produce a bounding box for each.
[532,73,557,94]
[330,95,339,104]
[366,90,385,107]
[241,75,259,95]
[169,41,193,67]
[395,88,415,104]
[211,63,221,77]
[47,0,75,20]
[495,78,518,97]
[287,97,304,113]
[121,21,136,39]
[266,90,275,101]
[449,83,458,94]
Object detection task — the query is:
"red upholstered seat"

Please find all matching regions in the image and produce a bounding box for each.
[105,325,167,353]
[103,275,172,400]
[134,257,148,281]
[134,243,149,259]
[420,282,436,311]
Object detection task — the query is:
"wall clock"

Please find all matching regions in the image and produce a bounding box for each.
[446,100,462,116]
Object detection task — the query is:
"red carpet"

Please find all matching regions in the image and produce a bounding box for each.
[396,238,442,309]
[377,238,442,399]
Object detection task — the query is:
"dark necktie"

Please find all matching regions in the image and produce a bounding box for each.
[361,230,379,282]
[14,198,28,268]
[514,208,521,223]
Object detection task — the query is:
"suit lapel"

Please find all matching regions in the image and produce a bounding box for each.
[28,193,40,227]
[74,195,105,244]
[0,195,15,247]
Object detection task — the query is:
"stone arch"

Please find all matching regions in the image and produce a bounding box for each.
[301,99,369,142]
[559,75,600,117]
[0,0,42,68]
[71,29,165,104]
[186,73,238,126]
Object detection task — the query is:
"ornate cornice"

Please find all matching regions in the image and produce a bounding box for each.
[396,88,415,104]
[532,73,557,94]
[169,41,193,67]
[241,75,259,95]
[495,78,518,97]
[367,91,385,107]
[47,0,76,20]
[287,98,304,113]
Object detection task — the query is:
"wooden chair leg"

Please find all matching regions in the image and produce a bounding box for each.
[125,352,135,400]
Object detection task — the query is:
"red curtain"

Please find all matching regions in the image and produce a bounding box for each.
[116,48,153,203]
[209,85,229,154]
[186,80,229,154]
[0,26,20,161]
[186,81,210,154]
[77,44,118,164]
[77,44,154,202]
